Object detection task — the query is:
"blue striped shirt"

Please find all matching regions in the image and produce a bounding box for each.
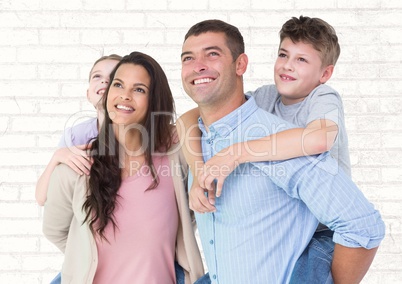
[193,96,385,284]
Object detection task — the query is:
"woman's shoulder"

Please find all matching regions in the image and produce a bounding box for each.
[52,164,88,188]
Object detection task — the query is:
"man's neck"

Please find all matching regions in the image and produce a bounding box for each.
[199,94,247,130]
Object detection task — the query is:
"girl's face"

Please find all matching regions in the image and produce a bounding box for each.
[87,59,120,109]
[106,63,150,126]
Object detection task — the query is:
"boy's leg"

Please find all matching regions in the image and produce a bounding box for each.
[175,261,210,284]
[194,273,211,284]
[289,230,334,284]
[49,272,61,284]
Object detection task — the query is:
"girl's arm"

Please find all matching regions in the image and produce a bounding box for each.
[35,145,92,206]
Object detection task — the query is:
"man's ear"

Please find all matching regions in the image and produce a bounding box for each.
[320,65,334,84]
[236,53,248,76]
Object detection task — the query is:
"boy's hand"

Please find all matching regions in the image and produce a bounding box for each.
[54,144,93,175]
[189,179,216,213]
[199,144,241,197]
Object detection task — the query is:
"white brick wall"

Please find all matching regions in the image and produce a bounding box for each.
[0,1,401,283]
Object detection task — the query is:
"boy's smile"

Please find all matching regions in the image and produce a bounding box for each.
[274,38,332,105]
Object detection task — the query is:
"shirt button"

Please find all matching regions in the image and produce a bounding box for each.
[212,274,217,279]
[209,240,214,245]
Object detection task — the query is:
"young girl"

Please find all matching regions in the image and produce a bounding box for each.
[42,51,204,283]
[35,54,122,206]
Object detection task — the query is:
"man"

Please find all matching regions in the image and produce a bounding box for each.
[179,19,385,284]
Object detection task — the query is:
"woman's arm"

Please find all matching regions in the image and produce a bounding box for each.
[42,165,76,253]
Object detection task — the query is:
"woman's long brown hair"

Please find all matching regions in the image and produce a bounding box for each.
[82,51,175,240]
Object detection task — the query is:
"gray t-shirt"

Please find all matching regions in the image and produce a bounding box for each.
[247,84,351,176]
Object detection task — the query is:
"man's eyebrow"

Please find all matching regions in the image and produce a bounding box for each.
[204,46,223,52]
[181,51,192,58]
[181,46,224,58]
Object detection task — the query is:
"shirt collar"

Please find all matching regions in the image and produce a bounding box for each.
[198,95,258,138]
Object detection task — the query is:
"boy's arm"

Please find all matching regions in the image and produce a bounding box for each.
[332,244,378,284]
[35,146,92,206]
[200,118,338,197]
[176,108,216,213]
[177,107,339,212]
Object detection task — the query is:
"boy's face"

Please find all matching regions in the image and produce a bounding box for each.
[181,32,238,108]
[274,38,332,105]
[87,59,119,109]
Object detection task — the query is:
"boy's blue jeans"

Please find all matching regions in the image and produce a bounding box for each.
[289,230,335,284]
[190,231,334,284]
[49,261,211,284]
[49,273,60,284]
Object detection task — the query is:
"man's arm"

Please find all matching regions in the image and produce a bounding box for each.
[252,150,385,283]
[332,244,379,284]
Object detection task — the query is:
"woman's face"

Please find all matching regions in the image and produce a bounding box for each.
[106,63,150,126]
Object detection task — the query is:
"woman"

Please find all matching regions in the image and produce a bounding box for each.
[43,51,204,284]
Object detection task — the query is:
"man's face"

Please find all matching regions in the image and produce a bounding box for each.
[181,32,238,108]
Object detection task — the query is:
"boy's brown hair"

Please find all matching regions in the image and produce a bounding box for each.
[280,16,340,67]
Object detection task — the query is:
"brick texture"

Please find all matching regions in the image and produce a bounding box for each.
[0,1,401,283]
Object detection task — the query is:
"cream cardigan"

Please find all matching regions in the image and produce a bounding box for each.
[43,143,204,283]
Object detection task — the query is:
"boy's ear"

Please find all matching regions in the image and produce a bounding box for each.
[235,53,248,76]
[320,65,334,84]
